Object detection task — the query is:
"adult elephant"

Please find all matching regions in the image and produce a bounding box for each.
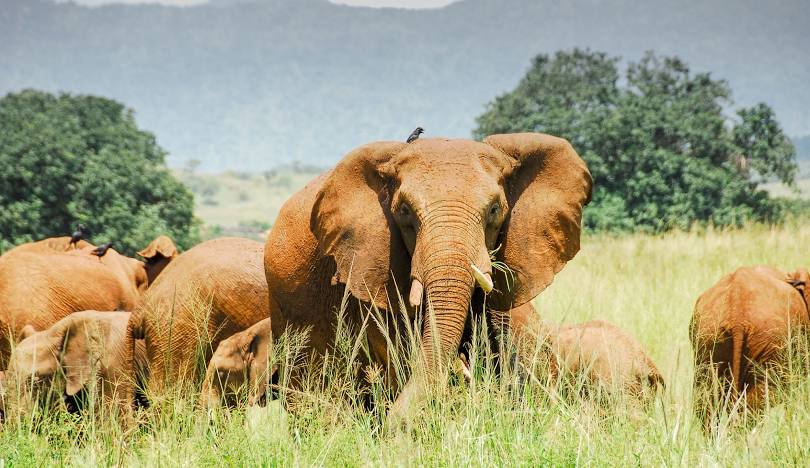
[0,236,175,367]
[690,265,810,423]
[129,237,271,399]
[264,133,592,419]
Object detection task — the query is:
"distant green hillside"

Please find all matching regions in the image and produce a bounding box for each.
[176,165,323,240]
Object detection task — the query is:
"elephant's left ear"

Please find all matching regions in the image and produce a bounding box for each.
[483,133,593,311]
[137,235,178,261]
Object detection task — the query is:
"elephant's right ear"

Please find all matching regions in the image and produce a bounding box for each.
[60,320,103,396]
[311,141,409,309]
[137,236,178,261]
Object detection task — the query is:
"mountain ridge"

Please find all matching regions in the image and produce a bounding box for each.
[2,0,808,170]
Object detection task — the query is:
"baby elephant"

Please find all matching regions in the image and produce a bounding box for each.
[4,311,146,419]
[200,318,275,408]
[508,304,663,401]
[551,320,664,400]
[691,266,810,423]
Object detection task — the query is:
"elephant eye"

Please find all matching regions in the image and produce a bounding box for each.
[398,203,411,218]
[487,202,500,222]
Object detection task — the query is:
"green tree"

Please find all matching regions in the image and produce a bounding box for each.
[474,50,797,232]
[0,89,198,254]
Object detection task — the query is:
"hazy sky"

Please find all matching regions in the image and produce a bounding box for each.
[66,0,458,7]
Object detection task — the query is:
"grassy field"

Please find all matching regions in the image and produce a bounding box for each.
[2,222,810,465]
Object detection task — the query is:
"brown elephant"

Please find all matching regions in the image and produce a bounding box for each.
[690,265,810,421]
[200,317,274,409]
[0,236,175,367]
[129,237,271,399]
[506,303,663,401]
[2,311,147,419]
[263,133,592,419]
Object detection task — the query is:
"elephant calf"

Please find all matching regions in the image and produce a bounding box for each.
[508,304,663,401]
[691,265,810,422]
[3,311,147,419]
[200,317,275,409]
[550,320,664,400]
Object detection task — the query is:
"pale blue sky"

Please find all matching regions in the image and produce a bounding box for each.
[67,0,458,7]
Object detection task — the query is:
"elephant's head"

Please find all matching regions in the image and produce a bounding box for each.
[200,318,274,409]
[311,133,592,416]
[137,235,179,286]
[4,317,108,414]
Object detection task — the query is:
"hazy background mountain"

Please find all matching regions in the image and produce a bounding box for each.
[2,0,808,170]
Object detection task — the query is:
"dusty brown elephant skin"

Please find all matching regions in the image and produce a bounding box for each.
[200,317,274,409]
[0,236,175,367]
[129,237,271,398]
[2,311,147,419]
[690,265,810,419]
[508,303,663,400]
[264,133,592,419]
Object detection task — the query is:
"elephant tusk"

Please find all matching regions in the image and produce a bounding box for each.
[409,279,424,308]
[457,354,472,384]
[471,264,493,293]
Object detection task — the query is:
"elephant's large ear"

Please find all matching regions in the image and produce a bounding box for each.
[59,320,102,396]
[311,141,409,308]
[137,236,178,261]
[483,133,592,311]
[245,319,274,406]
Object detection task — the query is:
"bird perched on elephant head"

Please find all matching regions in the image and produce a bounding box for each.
[406,127,424,143]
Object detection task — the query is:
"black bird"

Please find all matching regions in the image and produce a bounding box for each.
[69,224,86,248]
[91,242,113,259]
[406,127,424,143]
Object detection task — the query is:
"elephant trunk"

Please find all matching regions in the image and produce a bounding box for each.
[392,210,491,421]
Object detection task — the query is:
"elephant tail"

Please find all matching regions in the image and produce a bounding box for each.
[730,327,745,397]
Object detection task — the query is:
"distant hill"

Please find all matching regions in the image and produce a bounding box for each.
[2,0,808,170]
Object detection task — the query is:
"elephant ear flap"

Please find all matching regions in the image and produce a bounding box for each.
[788,267,810,298]
[246,319,274,406]
[483,133,592,310]
[60,320,102,396]
[137,235,178,261]
[311,141,409,309]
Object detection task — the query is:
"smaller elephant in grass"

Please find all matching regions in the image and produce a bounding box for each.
[509,303,664,402]
[690,266,810,423]
[200,317,275,409]
[2,311,147,420]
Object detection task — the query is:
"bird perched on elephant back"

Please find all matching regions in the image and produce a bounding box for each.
[690,265,810,424]
[264,133,592,420]
[0,236,176,367]
[128,237,272,401]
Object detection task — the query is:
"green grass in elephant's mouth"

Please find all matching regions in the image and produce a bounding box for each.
[2,223,810,465]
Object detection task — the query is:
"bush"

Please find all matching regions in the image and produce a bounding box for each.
[474,50,797,232]
[0,90,199,254]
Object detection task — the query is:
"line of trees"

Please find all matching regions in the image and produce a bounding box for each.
[0,50,803,251]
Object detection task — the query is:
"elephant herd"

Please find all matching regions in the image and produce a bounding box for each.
[0,133,807,431]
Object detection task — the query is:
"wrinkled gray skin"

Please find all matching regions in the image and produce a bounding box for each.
[3,311,147,420]
[200,318,275,409]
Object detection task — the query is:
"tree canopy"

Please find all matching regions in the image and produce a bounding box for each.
[474,50,797,232]
[0,89,198,254]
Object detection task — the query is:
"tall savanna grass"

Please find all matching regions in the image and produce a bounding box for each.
[2,222,810,465]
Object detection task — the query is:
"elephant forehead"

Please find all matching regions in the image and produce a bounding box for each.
[394,138,496,167]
